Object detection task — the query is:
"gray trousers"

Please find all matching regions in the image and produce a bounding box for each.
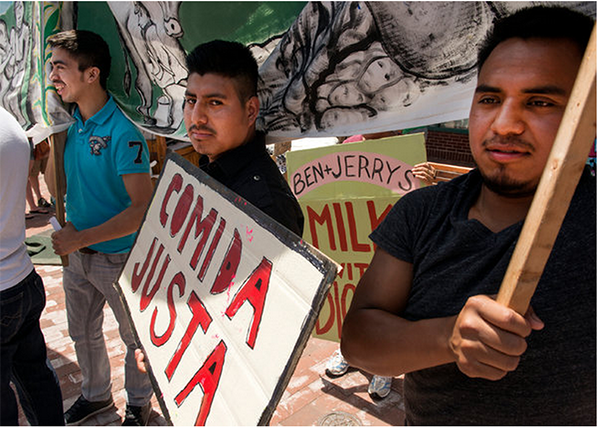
[63,251,153,406]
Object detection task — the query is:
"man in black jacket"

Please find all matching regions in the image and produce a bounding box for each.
[183,40,304,236]
[135,40,305,378]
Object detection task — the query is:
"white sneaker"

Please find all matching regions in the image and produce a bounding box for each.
[325,349,349,377]
[368,375,392,399]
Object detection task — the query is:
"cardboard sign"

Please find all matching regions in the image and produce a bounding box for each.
[115,153,338,425]
[286,134,426,342]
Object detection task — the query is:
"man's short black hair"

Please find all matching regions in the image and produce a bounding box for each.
[478,6,594,72]
[186,40,258,102]
[47,30,111,90]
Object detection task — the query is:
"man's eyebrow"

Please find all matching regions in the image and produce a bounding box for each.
[475,84,568,96]
[474,84,500,93]
[522,85,568,96]
[183,91,227,99]
[50,59,67,66]
[203,92,227,99]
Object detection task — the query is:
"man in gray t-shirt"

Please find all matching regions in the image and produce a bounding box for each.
[341,6,596,425]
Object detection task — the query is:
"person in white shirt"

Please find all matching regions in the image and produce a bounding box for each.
[0,106,64,425]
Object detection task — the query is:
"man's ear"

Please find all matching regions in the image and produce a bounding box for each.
[246,95,260,124]
[86,66,100,84]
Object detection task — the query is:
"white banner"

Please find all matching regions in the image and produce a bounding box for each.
[1,1,595,142]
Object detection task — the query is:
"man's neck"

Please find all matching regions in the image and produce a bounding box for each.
[77,89,109,123]
[468,184,533,233]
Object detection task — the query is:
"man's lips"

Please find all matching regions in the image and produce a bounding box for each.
[188,130,213,140]
[188,126,215,140]
[486,147,529,162]
[483,138,533,162]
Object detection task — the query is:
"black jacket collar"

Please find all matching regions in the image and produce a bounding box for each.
[198,131,266,179]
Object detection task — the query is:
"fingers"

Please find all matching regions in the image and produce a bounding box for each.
[412,171,429,182]
[524,306,545,331]
[475,295,533,339]
[51,229,64,255]
[454,340,521,380]
[51,230,68,256]
[135,348,147,373]
[450,295,537,380]
[456,303,529,356]
[50,222,78,255]
[411,162,436,185]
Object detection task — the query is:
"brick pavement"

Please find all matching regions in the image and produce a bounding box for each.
[20,189,405,426]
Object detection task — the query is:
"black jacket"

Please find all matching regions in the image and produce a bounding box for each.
[198,132,304,236]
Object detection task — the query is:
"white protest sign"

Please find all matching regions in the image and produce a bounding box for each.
[115,153,338,425]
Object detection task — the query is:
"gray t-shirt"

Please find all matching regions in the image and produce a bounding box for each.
[371,168,596,425]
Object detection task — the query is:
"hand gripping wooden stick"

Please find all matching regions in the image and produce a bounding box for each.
[49,131,69,267]
[496,25,597,315]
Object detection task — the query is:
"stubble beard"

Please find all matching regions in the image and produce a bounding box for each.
[476,136,539,198]
[479,165,538,198]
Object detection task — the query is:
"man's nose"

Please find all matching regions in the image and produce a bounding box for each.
[490,100,525,136]
[48,66,58,81]
[191,103,208,124]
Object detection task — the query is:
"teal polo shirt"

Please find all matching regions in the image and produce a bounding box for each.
[64,95,150,254]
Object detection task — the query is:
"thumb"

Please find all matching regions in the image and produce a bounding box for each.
[524,306,545,331]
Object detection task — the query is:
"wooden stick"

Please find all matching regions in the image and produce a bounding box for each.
[49,131,69,267]
[496,25,597,314]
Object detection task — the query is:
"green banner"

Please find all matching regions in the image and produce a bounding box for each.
[77,1,306,137]
[0,1,306,142]
[0,1,73,142]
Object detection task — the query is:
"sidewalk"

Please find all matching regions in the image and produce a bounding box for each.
[21,196,405,426]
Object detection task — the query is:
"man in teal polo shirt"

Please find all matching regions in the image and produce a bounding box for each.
[45,30,154,426]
